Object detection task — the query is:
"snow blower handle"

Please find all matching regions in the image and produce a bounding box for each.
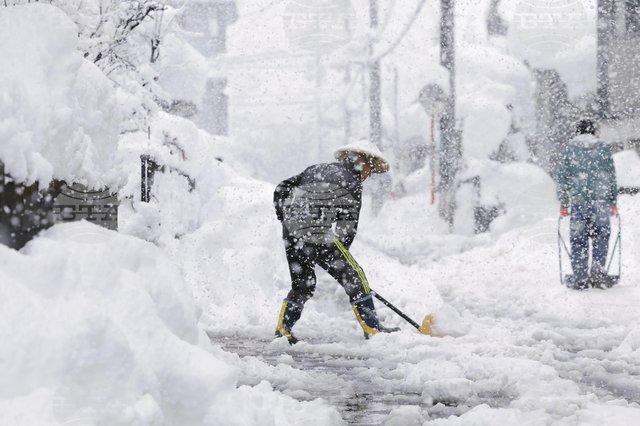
[371,291,434,335]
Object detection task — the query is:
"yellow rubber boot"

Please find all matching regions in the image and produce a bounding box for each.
[274,300,302,344]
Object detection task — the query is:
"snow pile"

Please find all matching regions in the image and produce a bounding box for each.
[0,221,340,425]
[155,32,209,107]
[455,0,533,162]
[0,4,123,188]
[463,160,557,233]
[118,111,235,243]
[172,175,289,334]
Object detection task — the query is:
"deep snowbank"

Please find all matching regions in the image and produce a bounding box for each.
[118,111,238,244]
[0,221,341,425]
[0,4,123,188]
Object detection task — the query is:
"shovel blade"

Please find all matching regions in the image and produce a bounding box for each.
[418,313,435,335]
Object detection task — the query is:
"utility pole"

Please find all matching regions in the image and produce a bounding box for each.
[439,0,459,229]
[315,50,323,160]
[344,65,352,143]
[430,116,436,205]
[597,0,616,119]
[419,84,446,206]
[344,11,353,144]
[393,66,400,145]
[369,0,382,149]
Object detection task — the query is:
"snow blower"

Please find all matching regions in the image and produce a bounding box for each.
[557,214,621,289]
[371,291,436,335]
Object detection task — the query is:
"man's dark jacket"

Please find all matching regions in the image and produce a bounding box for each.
[273,161,362,247]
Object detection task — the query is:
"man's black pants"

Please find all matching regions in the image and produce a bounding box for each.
[283,236,371,308]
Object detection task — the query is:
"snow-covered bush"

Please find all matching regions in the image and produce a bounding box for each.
[0,3,123,188]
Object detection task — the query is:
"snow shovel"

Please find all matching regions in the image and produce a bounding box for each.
[371,290,435,335]
[557,214,621,289]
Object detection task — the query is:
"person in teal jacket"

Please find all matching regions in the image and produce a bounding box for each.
[557,119,618,289]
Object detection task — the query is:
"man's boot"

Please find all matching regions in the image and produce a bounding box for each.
[590,269,610,289]
[275,300,303,345]
[352,295,400,339]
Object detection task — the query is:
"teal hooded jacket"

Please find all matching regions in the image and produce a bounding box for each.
[557,134,617,208]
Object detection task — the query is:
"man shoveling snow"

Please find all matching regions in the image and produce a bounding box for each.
[273,140,400,344]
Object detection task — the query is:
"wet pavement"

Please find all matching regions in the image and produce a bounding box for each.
[209,325,640,425]
[209,334,512,425]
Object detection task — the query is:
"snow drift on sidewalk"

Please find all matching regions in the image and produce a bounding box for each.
[0,221,341,425]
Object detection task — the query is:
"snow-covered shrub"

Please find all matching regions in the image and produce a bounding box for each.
[0,3,123,188]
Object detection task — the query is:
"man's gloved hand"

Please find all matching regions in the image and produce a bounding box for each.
[560,207,570,217]
[611,205,619,216]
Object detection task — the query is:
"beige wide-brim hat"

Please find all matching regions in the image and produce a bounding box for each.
[334,140,390,173]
